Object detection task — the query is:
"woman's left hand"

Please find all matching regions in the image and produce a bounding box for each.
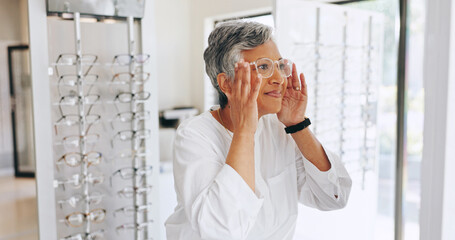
[277,63,308,127]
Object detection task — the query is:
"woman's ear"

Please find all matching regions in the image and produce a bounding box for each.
[217,73,231,95]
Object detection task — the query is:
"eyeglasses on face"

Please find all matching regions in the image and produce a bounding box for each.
[117,185,153,198]
[248,58,293,78]
[57,192,103,209]
[59,229,104,240]
[56,151,102,170]
[112,54,150,66]
[59,208,106,228]
[113,203,153,217]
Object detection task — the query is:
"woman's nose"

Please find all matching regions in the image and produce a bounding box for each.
[268,64,285,85]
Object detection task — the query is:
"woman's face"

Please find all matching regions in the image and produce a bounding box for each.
[241,40,288,116]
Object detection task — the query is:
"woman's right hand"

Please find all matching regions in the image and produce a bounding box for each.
[225,59,263,135]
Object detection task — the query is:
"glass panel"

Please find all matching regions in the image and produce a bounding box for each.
[404,0,425,239]
[276,0,399,239]
[344,1,399,239]
[10,47,36,174]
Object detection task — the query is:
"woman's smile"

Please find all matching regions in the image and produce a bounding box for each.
[264,89,283,98]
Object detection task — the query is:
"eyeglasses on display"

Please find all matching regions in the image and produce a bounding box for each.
[58,94,101,106]
[59,229,104,240]
[56,151,102,170]
[111,129,151,148]
[117,185,153,198]
[110,72,150,85]
[59,208,106,227]
[57,74,99,97]
[110,166,153,186]
[112,54,150,66]
[54,54,98,77]
[57,192,104,209]
[54,114,101,135]
[116,220,154,234]
[113,203,153,217]
[113,91,151,103]
[61,134,100,150]
[54,173,104,190]
[112,166,153,180]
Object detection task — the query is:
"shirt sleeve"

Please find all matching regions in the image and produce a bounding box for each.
[173,126,264,240]
[295,144,352,211]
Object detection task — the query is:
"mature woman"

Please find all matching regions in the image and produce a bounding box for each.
[165,20,352,240]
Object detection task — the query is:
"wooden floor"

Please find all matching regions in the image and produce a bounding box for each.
[0,176,38,240]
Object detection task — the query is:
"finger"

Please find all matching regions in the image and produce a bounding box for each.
[251,70,262,99]
[292,63,301,91]
[241,61,250,98]
[233,60,242,97]
[300,73,308,95]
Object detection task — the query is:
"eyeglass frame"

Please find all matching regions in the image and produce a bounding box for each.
[54,53,98,78]
[110,72,151,85]
[56,151,102,171]
[57,191,104,209]
[59,229,104,240]
[248,57,293,78]
[116,220,154,234]
[113,203,153,217]
[54,114,101,135]
[59,208,106,227]
[117,185,153,198]
[110,165,153,186]
[110,129,151,148]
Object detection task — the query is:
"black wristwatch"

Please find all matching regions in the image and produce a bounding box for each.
[284,118,311,134]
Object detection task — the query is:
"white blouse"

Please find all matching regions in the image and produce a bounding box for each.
[165,109,352,240]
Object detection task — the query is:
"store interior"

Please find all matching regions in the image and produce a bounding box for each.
[0,0,453,240]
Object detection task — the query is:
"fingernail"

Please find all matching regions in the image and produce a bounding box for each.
[235,63,238,68]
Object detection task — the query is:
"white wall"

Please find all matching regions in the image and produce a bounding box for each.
[153,0,192,110]
[153,0,273,112]
[421,0,455,239]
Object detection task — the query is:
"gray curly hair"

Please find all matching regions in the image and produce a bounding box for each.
[203,20,274,109]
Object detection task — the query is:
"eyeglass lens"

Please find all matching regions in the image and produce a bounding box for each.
[254,58,293,78]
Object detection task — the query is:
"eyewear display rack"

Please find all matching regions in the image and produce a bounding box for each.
[27,1,160,239]
[51,13,156,240]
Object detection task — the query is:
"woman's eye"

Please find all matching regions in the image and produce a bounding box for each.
[258,64,269,70]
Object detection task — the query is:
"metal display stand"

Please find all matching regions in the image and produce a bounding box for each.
[51,13,156,240]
